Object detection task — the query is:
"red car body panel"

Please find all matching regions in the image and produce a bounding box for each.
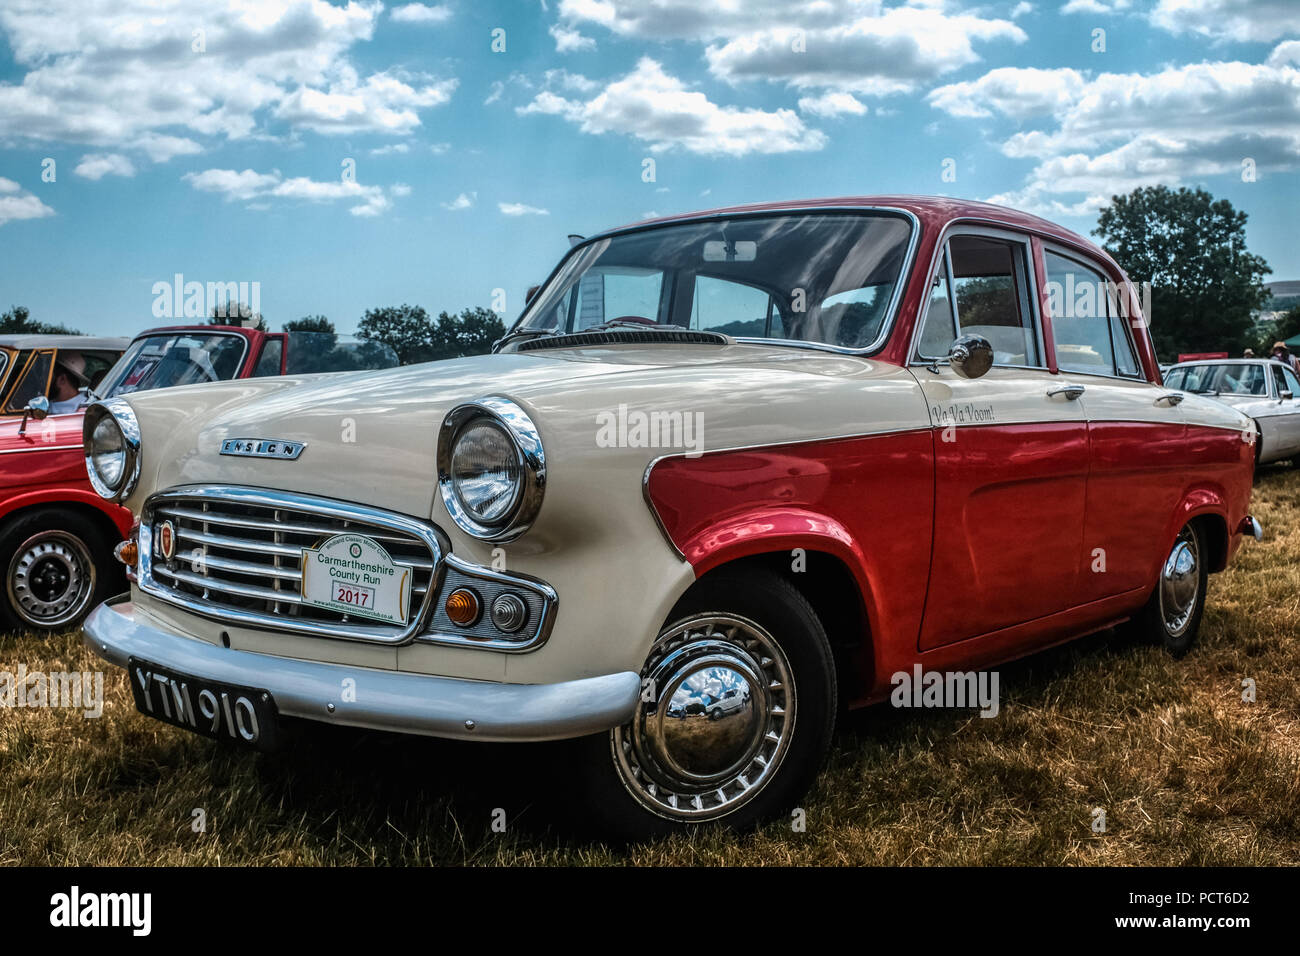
[641,196,1255,707]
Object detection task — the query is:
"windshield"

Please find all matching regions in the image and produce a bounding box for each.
[1173,363,1268,396]
[98,332,248,398]
[509,212,913,351]
[0,349,9,387]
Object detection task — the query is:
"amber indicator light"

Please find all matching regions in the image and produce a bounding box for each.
[445,588,481,627]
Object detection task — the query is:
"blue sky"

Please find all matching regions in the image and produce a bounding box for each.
[0,0,1297,337]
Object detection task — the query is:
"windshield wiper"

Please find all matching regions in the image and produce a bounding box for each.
[494,326,560,351]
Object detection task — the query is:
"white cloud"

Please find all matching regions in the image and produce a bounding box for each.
[73,153,136,180]
[1149,0,1300,42]
[183,168,282,202]
[550,23,596,52]
[0,177,55,227]
[927,67,1086,119]
[1060,0,1131,13]
[0,1,456,157]
[389,182,412,197]
[442,191,476,210]
[499,201,550,216]
[429,142,451,154]
[797,91,867,117]
[390,3,451,23]
[557,1,1025,97]
[1010,2,1034,18]
[517,57,827,155]
[274,67,457,135]
[370,142,411,155]
[182,166,398,217]
[932,57,1300,210]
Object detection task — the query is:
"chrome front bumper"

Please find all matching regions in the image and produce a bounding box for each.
[83,597,640,743]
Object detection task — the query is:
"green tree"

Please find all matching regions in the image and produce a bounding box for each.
[1093,186,1271,361]
[357,304,435,364]
[284,315,335,334]
[209,297,268,332]
[0,305,81,335]
[429,307,506,360]
[1265,304,1300,352]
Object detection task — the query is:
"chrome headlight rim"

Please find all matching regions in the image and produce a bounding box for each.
[437,396,545,542]
[83,399,141,502]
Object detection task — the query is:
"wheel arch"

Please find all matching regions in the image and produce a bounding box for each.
[681,543,875,704]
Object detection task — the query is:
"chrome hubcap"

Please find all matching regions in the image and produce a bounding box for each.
[612,613,795,821]
[7,531,95,628]
[1159,528,1200,637]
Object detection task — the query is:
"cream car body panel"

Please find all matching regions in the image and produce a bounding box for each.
[115,343,930,683]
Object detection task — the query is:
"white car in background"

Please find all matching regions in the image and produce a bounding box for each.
[1164,359,1300,465]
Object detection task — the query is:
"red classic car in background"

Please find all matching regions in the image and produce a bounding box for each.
[1,324,399,632]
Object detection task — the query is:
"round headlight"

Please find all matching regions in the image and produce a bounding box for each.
[438,397,545,541]
[450,418,522,524]
[84,399,141,502]
[90,416,126,489]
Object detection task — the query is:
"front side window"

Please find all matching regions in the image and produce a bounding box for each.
[917,235,1039,366]
[511,212,914,351]
[1282,365,1300,397]
[253,338,284,377]
[5,350,53,412]
[99,333,248,398]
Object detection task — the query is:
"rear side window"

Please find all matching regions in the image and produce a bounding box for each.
[1045,251,1141,377]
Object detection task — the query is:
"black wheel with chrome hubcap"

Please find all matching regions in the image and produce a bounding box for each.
[0,508,118,633]
[1129,521,1208,657]
[576,568,837,839]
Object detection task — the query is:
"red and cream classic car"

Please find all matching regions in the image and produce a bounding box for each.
[82,197,1259,837]
[2,325,398,632]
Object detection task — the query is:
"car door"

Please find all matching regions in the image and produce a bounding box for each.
[1266,362,1300,456]
[911,229,1090,651]
[1040,245,1188,601]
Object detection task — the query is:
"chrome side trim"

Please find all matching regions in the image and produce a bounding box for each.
[137,485,445,645]
[84,598,639,742]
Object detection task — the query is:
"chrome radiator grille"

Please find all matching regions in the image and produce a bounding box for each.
[139,486,443,643]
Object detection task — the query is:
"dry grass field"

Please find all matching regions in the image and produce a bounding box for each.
[2,467,1298,866]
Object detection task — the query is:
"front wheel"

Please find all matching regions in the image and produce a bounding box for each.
[1129,522,1207,657]
[575,569,837,840]
[0,509,118,633]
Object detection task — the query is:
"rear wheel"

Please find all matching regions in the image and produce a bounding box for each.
[1130,522,1207,657]
[0,509,118,633]
[575,569,837,840]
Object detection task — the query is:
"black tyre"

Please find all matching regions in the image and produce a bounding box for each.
[1129,521,1207,658]
[0,508,119,633]
[575,568,837,840]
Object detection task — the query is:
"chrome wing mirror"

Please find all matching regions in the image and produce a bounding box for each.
[947,334,994,380]
[18,395,50,435]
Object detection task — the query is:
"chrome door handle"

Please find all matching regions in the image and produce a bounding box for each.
[1047,384,1085,401]
[1154,392,1185,407]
